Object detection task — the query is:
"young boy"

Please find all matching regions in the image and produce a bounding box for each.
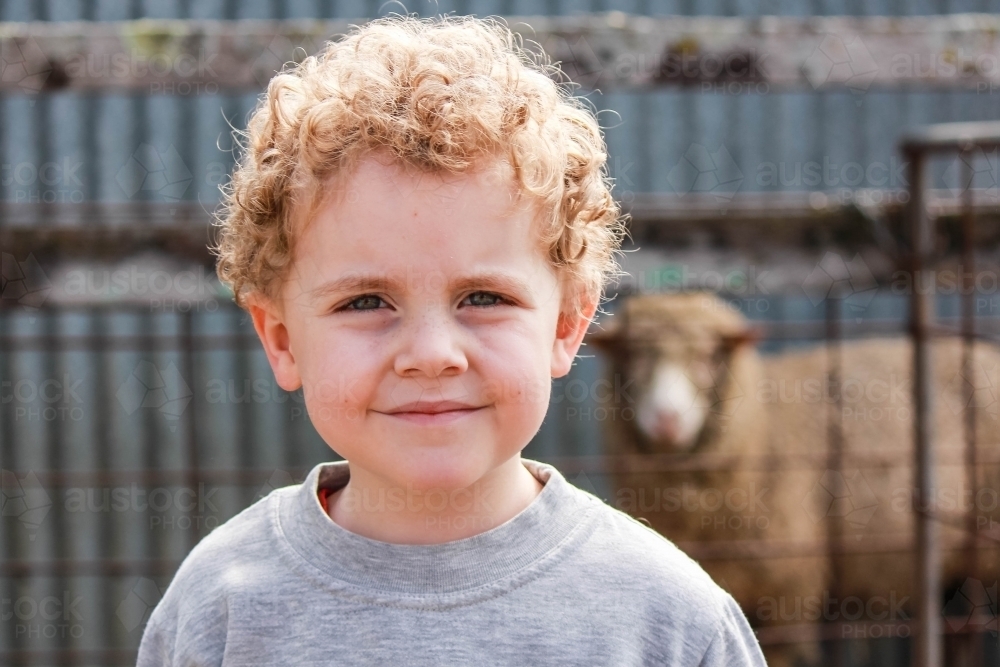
[137,14,767,666]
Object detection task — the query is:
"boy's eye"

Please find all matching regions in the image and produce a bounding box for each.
[342,295,386,311]
[463,291,506,308]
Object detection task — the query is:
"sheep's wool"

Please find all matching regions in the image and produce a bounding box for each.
[137,459,766,666]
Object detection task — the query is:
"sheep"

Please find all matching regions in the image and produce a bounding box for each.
[586,291,1000,667]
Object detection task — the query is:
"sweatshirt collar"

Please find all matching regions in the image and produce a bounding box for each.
[278,457,596,597]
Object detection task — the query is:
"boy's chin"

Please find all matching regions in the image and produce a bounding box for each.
[388,454,496,494]
[356,446,508,494]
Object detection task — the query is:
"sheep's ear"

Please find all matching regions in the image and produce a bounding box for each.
[584,316,623,351]
[720,325,762,350]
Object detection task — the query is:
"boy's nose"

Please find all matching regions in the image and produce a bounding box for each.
[393,309,469,378]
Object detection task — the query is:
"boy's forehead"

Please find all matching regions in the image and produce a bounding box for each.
[288,156,576,294]
[303,150,546,248]
[332,150,523,205]
[283,150,558,289]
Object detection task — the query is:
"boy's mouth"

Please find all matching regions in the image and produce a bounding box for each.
[378,400,486,425]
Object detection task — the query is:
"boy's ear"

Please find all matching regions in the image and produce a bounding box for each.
[551,297,598,379]
[246,292,303,392]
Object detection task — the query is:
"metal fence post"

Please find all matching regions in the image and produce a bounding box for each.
[907,148,942,667]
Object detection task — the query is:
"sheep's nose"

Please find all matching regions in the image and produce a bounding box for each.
[638,402,691,448]
[644,406,701,450]
[636,362,707,450]
[654,409,682,443]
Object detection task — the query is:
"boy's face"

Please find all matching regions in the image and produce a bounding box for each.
[250,152,595,493]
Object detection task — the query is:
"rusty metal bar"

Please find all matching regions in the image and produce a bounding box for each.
[180,310,202,551]
[959,149,985,667]
[626,187,1000,224]
[753,614,999,648]
[0,559,181,577]
[960,152,979,575]
[905,146,942,667]
[0,331,259,350]
[0,649,138,666]
[4,532,996,578]
[9,316,1000,352]
[6,317,1000,349]
[899,121,1000,155]
[3,514,994,578]
[92,309,115,661]
[12,620,993,658]
[5,444,999,487]
[0,467,306,488]
[825,295,846,667]
[2,15,1000,94]
[0,615,979,659]
[656,530,987,561]
[896,119,1000,667]
[2,189,998,240]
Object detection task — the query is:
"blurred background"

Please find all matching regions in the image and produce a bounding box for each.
[0,1,998,666]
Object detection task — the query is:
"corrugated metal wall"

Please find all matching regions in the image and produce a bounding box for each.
[1,0,997,20]
[1,1,999,665]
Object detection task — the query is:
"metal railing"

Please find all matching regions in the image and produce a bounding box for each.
[1,15,999,667]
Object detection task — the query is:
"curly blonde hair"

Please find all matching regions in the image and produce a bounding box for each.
[213,13,628,320]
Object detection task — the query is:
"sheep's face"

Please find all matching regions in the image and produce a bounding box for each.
[625,331,732,451]
[588,293,754,452]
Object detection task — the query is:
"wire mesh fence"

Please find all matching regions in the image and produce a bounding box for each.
[1,8,1000,667]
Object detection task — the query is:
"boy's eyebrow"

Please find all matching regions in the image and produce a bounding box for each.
[309,274,399,302]
[450,273,533,297]
[308,271,534,303]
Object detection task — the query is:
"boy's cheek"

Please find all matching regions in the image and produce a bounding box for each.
[302,405,363,430]
[479,374,550,407]
[299,366,369,409]
[471,341,553,407]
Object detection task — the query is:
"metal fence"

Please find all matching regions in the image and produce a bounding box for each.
[1,10,1000,667]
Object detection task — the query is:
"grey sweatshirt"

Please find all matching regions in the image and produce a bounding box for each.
[136,458,767,666]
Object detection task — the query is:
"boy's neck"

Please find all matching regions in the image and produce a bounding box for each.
[323,455,544,545]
